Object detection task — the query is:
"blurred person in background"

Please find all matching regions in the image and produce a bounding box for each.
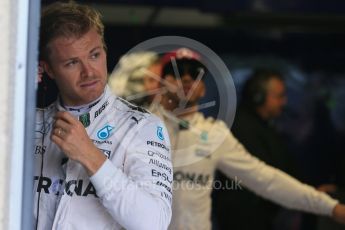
[108,51,162,108]
[147,48,345,230]
[212,69,300,230]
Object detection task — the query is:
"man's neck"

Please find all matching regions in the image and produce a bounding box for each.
[59,88,106,116]
[256,106,275,122]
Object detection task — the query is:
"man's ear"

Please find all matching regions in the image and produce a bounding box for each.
[40,60,55,80]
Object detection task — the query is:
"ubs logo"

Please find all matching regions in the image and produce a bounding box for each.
[35,145,46,155]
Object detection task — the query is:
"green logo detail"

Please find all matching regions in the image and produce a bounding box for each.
[79,113,90,128]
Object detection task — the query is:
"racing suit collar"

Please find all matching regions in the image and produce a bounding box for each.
[56,85,116,127]
[58,92,105,117]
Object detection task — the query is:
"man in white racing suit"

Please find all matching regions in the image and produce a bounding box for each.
[151,48,345,230]
[34,2,172,229]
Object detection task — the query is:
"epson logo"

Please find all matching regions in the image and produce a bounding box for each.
[35,145,46,155]
[151,169,172,184]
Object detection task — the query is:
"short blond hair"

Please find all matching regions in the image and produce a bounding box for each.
[39,2,106,61]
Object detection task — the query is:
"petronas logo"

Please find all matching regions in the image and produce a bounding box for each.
[97,125,114,140]
[79,113,90,128]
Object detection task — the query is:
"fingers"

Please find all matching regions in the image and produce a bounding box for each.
[54,117,70,133]
[51,111,88,145]
[52,111,83,137]
[54,111,78,125]
[51,128,64,145]
[52,113,71,141]
[51,116,74,155]
[52,112,77,145]
[54,127,65,137]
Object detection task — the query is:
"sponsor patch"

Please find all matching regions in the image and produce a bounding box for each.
[97,125,115,140]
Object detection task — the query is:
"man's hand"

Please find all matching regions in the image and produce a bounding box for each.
[333,203,345,225]
[317,184,337,193]
[51,111,106,175]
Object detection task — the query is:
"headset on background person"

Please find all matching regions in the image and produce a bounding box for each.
[242,69,284,108]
